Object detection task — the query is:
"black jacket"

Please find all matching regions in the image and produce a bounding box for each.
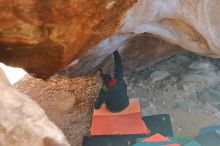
[94,51,129,112]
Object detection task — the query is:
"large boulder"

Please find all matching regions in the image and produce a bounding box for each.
[0,68,70,146]
[0,0,136,78]
[1,0,220,78]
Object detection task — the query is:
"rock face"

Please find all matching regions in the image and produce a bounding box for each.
[60,34,184,77]
[0,68,70,146]
[120,0,220,56]
[1,0,220,78]
[0,0,136,78]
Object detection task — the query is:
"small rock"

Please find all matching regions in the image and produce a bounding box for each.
[150,71,170,82]
[189,61,217,71]
[188,108,192,113]
[177,127,183,132]
[53,91,76,113]
[137,82,147,88]
[174,55,191,63]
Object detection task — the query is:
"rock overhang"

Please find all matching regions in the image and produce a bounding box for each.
[1,0,220,79]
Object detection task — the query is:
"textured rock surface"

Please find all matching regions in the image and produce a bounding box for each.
[60,34,184,77]
[1,0,220,78]
[0,0,136,78]
[125,52,220,136]
[0,68,70,146]
[120,0,220,56]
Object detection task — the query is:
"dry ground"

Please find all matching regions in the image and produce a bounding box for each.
[15,75,100,146]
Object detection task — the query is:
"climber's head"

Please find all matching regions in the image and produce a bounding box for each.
[98,69,111,85]
[101,74,112,86]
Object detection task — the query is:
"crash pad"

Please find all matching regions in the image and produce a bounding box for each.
[195,131,220,146]
[143,133,169,142]
[131,136,193,145]
[142,114,173,137]
[128,114,174,145]
[93,98,141,116]
[91,98,150,135]
[82,134,146,146]
[199,125,220,135]
[183,140,201,146]
[132,134,180,146]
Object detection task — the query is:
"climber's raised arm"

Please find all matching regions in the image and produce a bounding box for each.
[113,50,123,80]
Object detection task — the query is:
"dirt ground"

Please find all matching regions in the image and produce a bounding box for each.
[125,52,220,136]
[15,75,100,146]
[15,52,220,146]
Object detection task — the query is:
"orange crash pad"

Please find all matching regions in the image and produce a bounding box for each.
[143,133,170,142]
[91,98,150,135]
[133,134,181,146]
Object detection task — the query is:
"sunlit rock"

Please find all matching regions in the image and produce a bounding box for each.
[0,69,70,146]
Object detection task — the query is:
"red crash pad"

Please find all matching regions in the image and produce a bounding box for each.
[145,134,181,146]
[144,134,180,146]
[143,133,170,142]
[91,98,150,135]
[133,134,181,146]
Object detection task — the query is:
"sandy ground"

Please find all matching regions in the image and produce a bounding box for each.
[15,52,220,146]
[15,76,100,146]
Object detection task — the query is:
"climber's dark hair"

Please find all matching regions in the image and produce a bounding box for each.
[101,74,112,85]
[99,69,112,85]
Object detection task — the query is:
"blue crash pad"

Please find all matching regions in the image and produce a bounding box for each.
[195,131,220,146]
[199,125,220,135]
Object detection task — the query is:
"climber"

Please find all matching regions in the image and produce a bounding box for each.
[94,50,129,112]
